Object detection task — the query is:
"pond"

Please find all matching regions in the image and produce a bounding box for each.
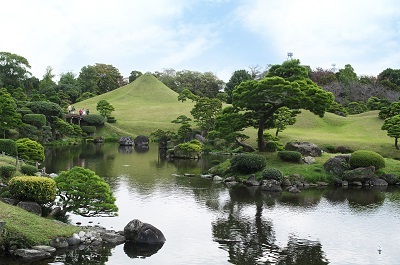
[5,143,400,264]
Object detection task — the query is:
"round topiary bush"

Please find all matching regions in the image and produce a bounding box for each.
[265,141,277,152]
[230,153,267,174]
[349,150,385,170]
[277,151,302,162]
[0,165,16,180]
[20,164,38,175]
[261,167,283,180]
[8,176,56,205]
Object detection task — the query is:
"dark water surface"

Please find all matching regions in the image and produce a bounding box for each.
[5,143,400,264]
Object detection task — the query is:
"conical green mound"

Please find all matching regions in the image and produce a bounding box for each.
[75,73,194,136]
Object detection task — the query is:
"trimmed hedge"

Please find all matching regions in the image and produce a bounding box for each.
[277,151,302,162]
[23,114,46,127]
[8,176,56,205]
[349,150,385,170]
[261,167,283,180]
[0,139,18,156]
[107,116,116,123]
[20,164,38,175]
[265,141,277,152]
[16,138,45,162]
[230,153,267,174]
[0,165,16,180]
[83,114,105,126]
[81,126,96,134]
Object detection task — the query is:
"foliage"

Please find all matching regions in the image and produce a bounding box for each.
[173,140,202,158]
[225,69,252,103]
[309,67,337,86]
[345,101,368,115]
[377,68,400,89]
[22,114,46,127]
[52,117,74,137]
[76,91,96,102]
[273,107,300,136]
[177,123,193,142]
[208,159,231,176]
[77,65,99,94]
[94,63,123,94]
[336,64,358,84]
[230,153,267,174]
[8,176,56,205]
[382,114,400,149]
[190,97,222,133]
[26,101,64,123]
[277,151,302,162]
[96,99,115,118]
[211,106,247,143]
[0,165,16,180]
[367,97,390,111]
[233,60,334,151]
[54,166,118,217]
[379,101,400,119]
[149,129,177,142]
[327,101,348,116]
[20,164,38,175]
[83,114,105,126]
[81,126,96,134]
[0,52,31,89]
[261,167,283,180]
[0,139,18,156]
[265,141,278,152]
[16,138,45,162]
[107,116,116,123]
[349,150,385,170]
[0,88,22,137]
[129,70,143,83]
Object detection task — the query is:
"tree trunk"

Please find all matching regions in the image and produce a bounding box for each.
[396,138,399,150]
[235,138,256,152]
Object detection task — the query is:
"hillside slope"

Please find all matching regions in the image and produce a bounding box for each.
[76,74,194,136]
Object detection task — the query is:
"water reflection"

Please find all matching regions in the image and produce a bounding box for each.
[123,242,164,258]
[40,143,400,265]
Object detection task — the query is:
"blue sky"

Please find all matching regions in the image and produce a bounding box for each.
[1,0,399,82]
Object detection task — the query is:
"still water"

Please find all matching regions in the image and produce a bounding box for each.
[16,143,400,264]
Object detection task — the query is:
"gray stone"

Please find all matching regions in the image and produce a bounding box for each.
[225,181,239,188]
[1,198,19,205]
[285,141,322,157]
[17,201,42,216]
[213,175,223,181]
[302,156,316,164]
[323,155,350,177]
[101,232,126,245]
[201,174,212,179]
[281,177,292,186]
[349,181,363,186]
[124,219,166,244]
[32,245,56,253]
[13,249,51,260]
[380,174,399,185]
[288,186,301,193]
[316,182,329,187]
[134,135,149,146]
[342,166,375,182]
[245,175,260,186]
[67,233,81,246]
[50,237,69,248]
[48,206,62,218]
[365,177,388,187]
[261,179,282,192]
[118,136,134,146]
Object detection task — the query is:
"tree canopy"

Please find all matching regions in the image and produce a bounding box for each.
[225,69,252,103]
[382,115,400,149]
[96,99,115,118]
[0,52,31,89]
[233,60,334,151]
[0,88,22,138]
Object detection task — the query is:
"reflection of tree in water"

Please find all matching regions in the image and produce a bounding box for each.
[324,187,385,209]
[277,236,329,265]
[123,242,164,259]
[52,245,112,265]
[212,186,328,264]
[278,189,325,208]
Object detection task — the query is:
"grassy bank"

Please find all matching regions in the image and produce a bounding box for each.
[0,201,79,248]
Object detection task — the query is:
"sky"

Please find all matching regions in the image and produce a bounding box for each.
[1,0,399,82]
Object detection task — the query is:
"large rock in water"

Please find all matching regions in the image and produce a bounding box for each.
[119,136,134,146]
[134,135,149,146]
[124,219,166,244]
[285,142,322,157]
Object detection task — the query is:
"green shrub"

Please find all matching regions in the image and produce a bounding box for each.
[265,141,277,152]
[261,167,283,180]
[107,116,116,123]
[277,151,302,162]
[8,176,56,205]
[16,138,45,162]
[22,114,46,127]
[0,165,16,180]
[324,144,336,153]
[230,153,267,174]
[81,126,96,134]
[173,140,202,158]
[83,114,105,126]
[20,164,38,175]
[213,138,227,150]
[0,139,18,156]
[349,150,386,170]
[18,107,33,115]
[104,136,119,142]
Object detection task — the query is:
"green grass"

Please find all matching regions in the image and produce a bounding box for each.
[0,201,79,247]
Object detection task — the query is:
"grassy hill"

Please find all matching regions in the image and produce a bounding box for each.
[76,73,195,136]
[77,74,399,158]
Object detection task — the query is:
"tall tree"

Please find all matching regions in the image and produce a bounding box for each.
[96,99,115,118]
[382,114,400,149]
[233,60,334,151]
[77,65,99,94]
[0,52,31,90]
[94,63,123,94]
[129,70,143,83]
[57,71,81,103]
[225,69,252,103]
[0,88,22,138]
